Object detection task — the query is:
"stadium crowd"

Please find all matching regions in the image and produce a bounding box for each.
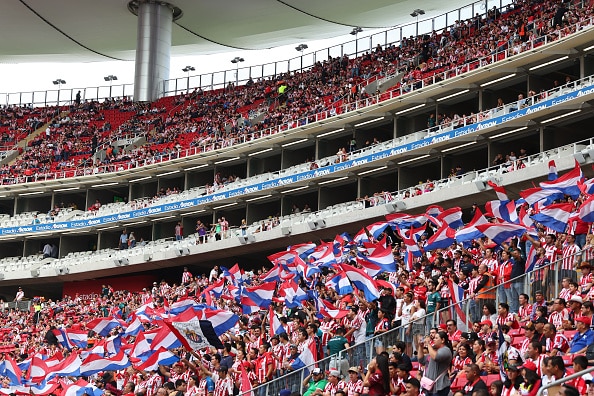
[0,0,591,185]
[1,164,594,396]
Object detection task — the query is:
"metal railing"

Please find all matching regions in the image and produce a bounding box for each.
[536,366,594,396]
[244,250,587,396]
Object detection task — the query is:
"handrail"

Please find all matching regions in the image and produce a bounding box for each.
[536,366,594,396]
[242,249,585,396]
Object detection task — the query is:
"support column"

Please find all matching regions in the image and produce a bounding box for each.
[131,1,181,102]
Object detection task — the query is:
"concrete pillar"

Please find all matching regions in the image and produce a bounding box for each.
[132,1,180,102]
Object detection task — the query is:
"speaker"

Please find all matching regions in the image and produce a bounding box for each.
[587,148,594,160]
[246,234,256,243]
[385,203,397,213]
[574,152,586,164]
[31,269,40,277]
[114,259,122,266]
[237,235,248,244]
[281,226,291,236]
[181,247,190,255]
[317,219,326,228]
[307,220,316,230]
[121,258,129,265]
[55,267,70,275]
[475,180,486,191]
[0,273,4,280]
[143,253,152,262]
[394,201,407,210]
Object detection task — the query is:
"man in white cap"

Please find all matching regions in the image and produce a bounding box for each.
[322,370,346,396]
[302,368,327,396]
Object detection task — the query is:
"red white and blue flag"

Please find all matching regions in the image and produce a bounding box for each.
[79,350,130,376]
[476,222,527,245]
[530,202,574,233]
[539,159,583,198]
[340,264,381,301]
[424,225,456,251]
[455,207,489,245]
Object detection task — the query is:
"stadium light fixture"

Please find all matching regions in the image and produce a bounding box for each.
[318,176,348,186]
[481,73,517,87]
[489,126,527,139]
[295,44,308,53]
[395,104,426,115]
[410,9,425,17]
[231,57,244,86]
[214,157,240,165]
[91,182,119,188]
[318,128,344,138]
[584,44,594,52]
[103,75,118,97]
[441,142,477,153]
[52,79,66,106]
[185,163,208,171]
[529,56,568,71]
[358,166,388,176]
[248,148,273,157]
[541,109,581,124]
[282,138,308,147]
[156,170,180,177]
[182,66,195,89]
[281,186,309,194]
[130,176,152,183]
[245,194,272,202]
[436,89,469,102]
[354,117,385,127]
[213,202,238,210]
[398,155,430,165]
[350,27,363,36]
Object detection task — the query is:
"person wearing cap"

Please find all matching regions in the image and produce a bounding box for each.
[345,367,363,396]
[517,361,541,396]
[569,315,594,354]
[579,261,593,296]
[14,287,24,302]
[214,366,233,396]
[322,369,346,396]
[477,320,494,341]
[501,364,522,396]
[302,368,327,396]
[567,295,583,326]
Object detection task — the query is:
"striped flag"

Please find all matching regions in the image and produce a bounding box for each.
[447,279,471,328]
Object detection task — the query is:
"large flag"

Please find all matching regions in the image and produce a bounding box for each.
[165,309,224,350]
[244,282,276,307]
[485,199,518,223]
[46,354,82,380]
[530,202,573,233]
[195,309,239,336]
[447,279,470,329]
[134,347,179,372]
[319,299,350,319]
[0,356,22,385]
[539,159,583,198]
[497,327,509,382]
[455,208,489,245]
[325,273,354,295]
[487,180,509,201]
[123,314,145,337]
[86,317,125,337]
[424,225,456,251]
[340,264,380,301]
[269,306,285,337]
[29,356,50,383]
[579,194,594,223]
[80,350,130,376]
[519,186,564,206]
[289,337,317,374]
[476,222,527,245]
[548,160,558,180]
[436,207,464,229]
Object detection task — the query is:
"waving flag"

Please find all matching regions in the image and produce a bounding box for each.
[47,354,82,380]
[319,299,350,319]
[487,180,509,201]
[259,264,283,283]
[455,207,489,244]
[386,213,428,229]
[325,273,354,295]
[150,325,182,351]
[485,199,518,223]
[129,331,154,359]
[134,347,179,372]
[579,177,594,195]
[279,280,309,308]
[87,317,125,337]
[244,281,276,307]
[447,279,470,329]
[436,207,464,229]
[308,242,337,267]
[286,242,317,259]
[530,202,573,233]
[424,225,456,251]
[548,160,558,180]
[579,194,594,223]
[476,222,527,245]
[222,263,248,285]
[518,205,534,229]
[240,364,254,396]
[52,329,72,350]
[354,221,388,243]
[168,298,196,315]
[62,379,103,396]
[196,309,239,336]
[520,186,564,206]
[123,314,145,337]
[425,205,444,217]
[29,356,50,383]
[341,264,381,301]
[539,159,583,198]
[290,337,317,373]
[0,356,22,385]
[165,309,224,350]
[269,306,285,337]
[80,350,130,376]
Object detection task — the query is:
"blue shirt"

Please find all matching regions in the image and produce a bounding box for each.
[570,329,594,353]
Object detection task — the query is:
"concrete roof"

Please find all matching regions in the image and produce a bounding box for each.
[2,0,478,62]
